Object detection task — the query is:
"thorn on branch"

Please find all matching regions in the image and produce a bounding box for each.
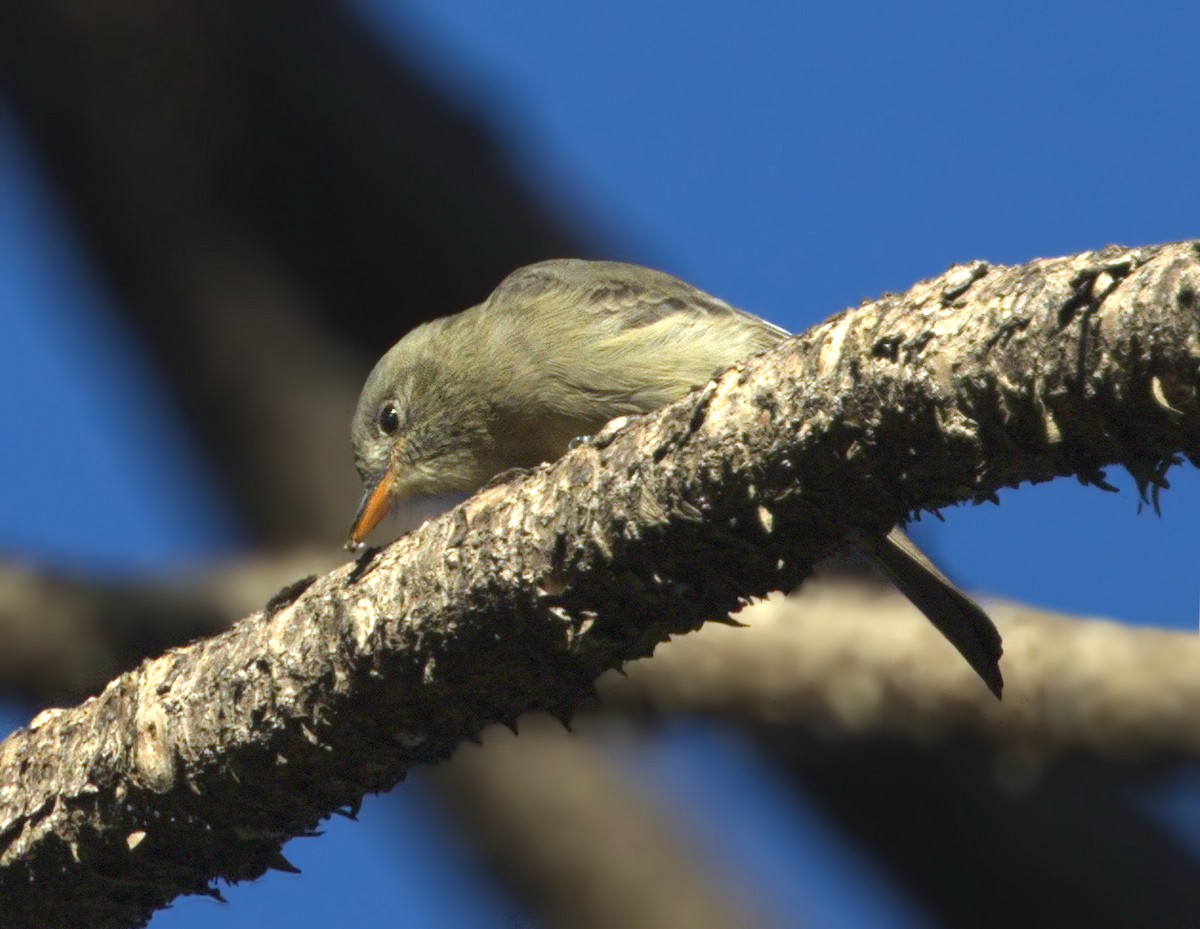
[1130,455,1178,516]
[266,849,302,874]
[1077,468,1120,493]
[199,885,229,903]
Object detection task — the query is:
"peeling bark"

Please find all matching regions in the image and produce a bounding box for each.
[0,242,1197,928]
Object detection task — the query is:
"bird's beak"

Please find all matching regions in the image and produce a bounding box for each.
[346,466,398,551]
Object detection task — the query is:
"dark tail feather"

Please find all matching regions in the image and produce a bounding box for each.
[863,528,1004,698]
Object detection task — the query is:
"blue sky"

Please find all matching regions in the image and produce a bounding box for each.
[2,2,1199,926]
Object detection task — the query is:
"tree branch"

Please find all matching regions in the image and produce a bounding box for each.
[8,557,1200,765]
[603,582,1200,765]
[0,242,1197,928]
[754,731,1200,927]
[430,717,766,929]
[0,551,342,704]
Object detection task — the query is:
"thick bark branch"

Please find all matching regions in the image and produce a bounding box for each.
[10,558,1200,766]
[0,242,1197,928]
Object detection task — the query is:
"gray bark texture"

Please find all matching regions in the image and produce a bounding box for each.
[0,242,1198,928]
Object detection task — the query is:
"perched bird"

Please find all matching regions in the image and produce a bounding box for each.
[348,259,1003,696]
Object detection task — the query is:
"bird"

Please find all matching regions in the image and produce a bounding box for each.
[347,259,1004,696]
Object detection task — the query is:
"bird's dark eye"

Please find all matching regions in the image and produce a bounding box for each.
[378,403,400,436]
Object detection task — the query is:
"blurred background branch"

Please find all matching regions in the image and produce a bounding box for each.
[432,716,766,929]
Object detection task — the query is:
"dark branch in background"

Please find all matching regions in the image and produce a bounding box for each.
[431,717,765,929]
[763,737,1200,929]
[0,0,588,546]
[0,244,1197,928]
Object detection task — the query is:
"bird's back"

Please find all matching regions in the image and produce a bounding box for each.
[474,259,788,427]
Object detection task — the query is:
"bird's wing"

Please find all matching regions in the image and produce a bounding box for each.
[488,258,790,342]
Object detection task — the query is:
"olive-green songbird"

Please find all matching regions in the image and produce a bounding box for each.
[348,259,1003,697]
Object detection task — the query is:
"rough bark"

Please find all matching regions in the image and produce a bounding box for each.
[0,242,1197,928]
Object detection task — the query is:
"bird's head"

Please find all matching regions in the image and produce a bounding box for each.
[346,325,494,549]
